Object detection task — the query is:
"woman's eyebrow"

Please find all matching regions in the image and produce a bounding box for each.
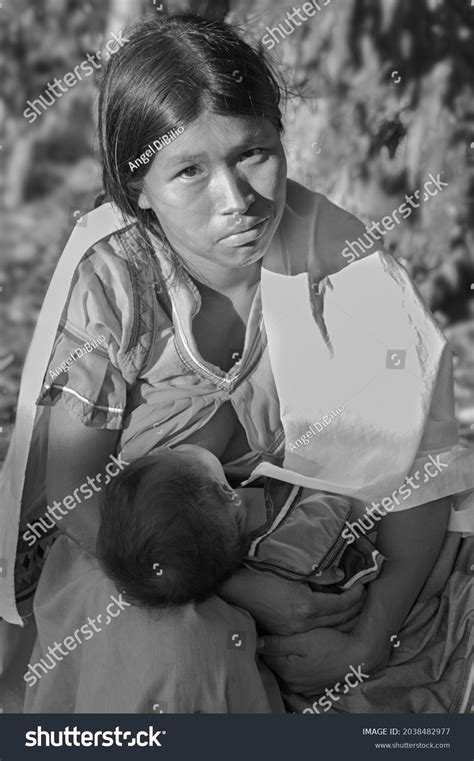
[166,130,274,167]
[168,153,205,166]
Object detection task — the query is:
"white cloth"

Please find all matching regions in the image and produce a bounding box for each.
[244,251,474,532]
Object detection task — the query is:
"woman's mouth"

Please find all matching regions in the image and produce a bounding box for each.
[220,217,270,247]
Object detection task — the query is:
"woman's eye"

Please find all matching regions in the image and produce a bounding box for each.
[174,149,268,179]
[241,147,266,160]
[178,165,201,178]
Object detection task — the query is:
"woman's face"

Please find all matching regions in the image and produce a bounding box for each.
[138,111,287,273]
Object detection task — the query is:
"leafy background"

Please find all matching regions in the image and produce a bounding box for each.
[1,0,473,463]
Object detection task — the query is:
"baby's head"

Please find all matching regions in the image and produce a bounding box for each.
[97,445,248,608]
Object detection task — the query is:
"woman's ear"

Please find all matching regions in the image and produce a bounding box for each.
[138,188,152,210]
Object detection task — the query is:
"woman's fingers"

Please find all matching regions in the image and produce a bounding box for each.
[310,583,364,613]
[308,595,364,629]
[333,613,360,632]
[305,584,365,627]
[257,633,302,659]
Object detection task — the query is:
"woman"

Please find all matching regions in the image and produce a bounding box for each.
[0,14,472,713]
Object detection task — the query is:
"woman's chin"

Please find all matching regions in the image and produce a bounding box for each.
[215,234,274,267]
[220,246,267,268]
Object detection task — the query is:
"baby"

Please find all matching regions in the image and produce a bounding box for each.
[97,444,383,608]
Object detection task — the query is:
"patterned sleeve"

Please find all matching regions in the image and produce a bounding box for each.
[36,242,138,429]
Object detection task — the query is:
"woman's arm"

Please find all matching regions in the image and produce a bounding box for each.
[46,406,120,553]
[256,497,451,695]
[219,567,365,635]
[353,496,451,669]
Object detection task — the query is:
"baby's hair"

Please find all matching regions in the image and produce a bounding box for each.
[96,454,248,608]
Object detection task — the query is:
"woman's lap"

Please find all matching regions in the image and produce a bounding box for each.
[23,536,282,713]
[9,532,471,714]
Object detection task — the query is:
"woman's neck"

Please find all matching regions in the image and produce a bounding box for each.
[181,257,262,296]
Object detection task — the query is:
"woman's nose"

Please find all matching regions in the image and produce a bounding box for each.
[227,193,255,216]
[216,170,255,215]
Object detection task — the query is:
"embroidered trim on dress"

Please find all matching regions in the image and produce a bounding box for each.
[44,384,124,413]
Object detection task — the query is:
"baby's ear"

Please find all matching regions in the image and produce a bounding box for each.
[213,481,236,504]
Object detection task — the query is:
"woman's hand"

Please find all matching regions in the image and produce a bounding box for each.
[257,627,378,697]
[219,567,365,635]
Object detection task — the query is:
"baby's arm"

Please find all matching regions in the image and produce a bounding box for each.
[47,406,120,552]
[352,496,451,670]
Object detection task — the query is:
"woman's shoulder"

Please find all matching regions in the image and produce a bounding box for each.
[60,204,169,326]
[272,180,382,280]
[54,203,169,369]
[68,203,145,288]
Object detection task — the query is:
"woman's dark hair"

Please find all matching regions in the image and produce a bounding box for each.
[96,454,248,609]
[97,14,285,254]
